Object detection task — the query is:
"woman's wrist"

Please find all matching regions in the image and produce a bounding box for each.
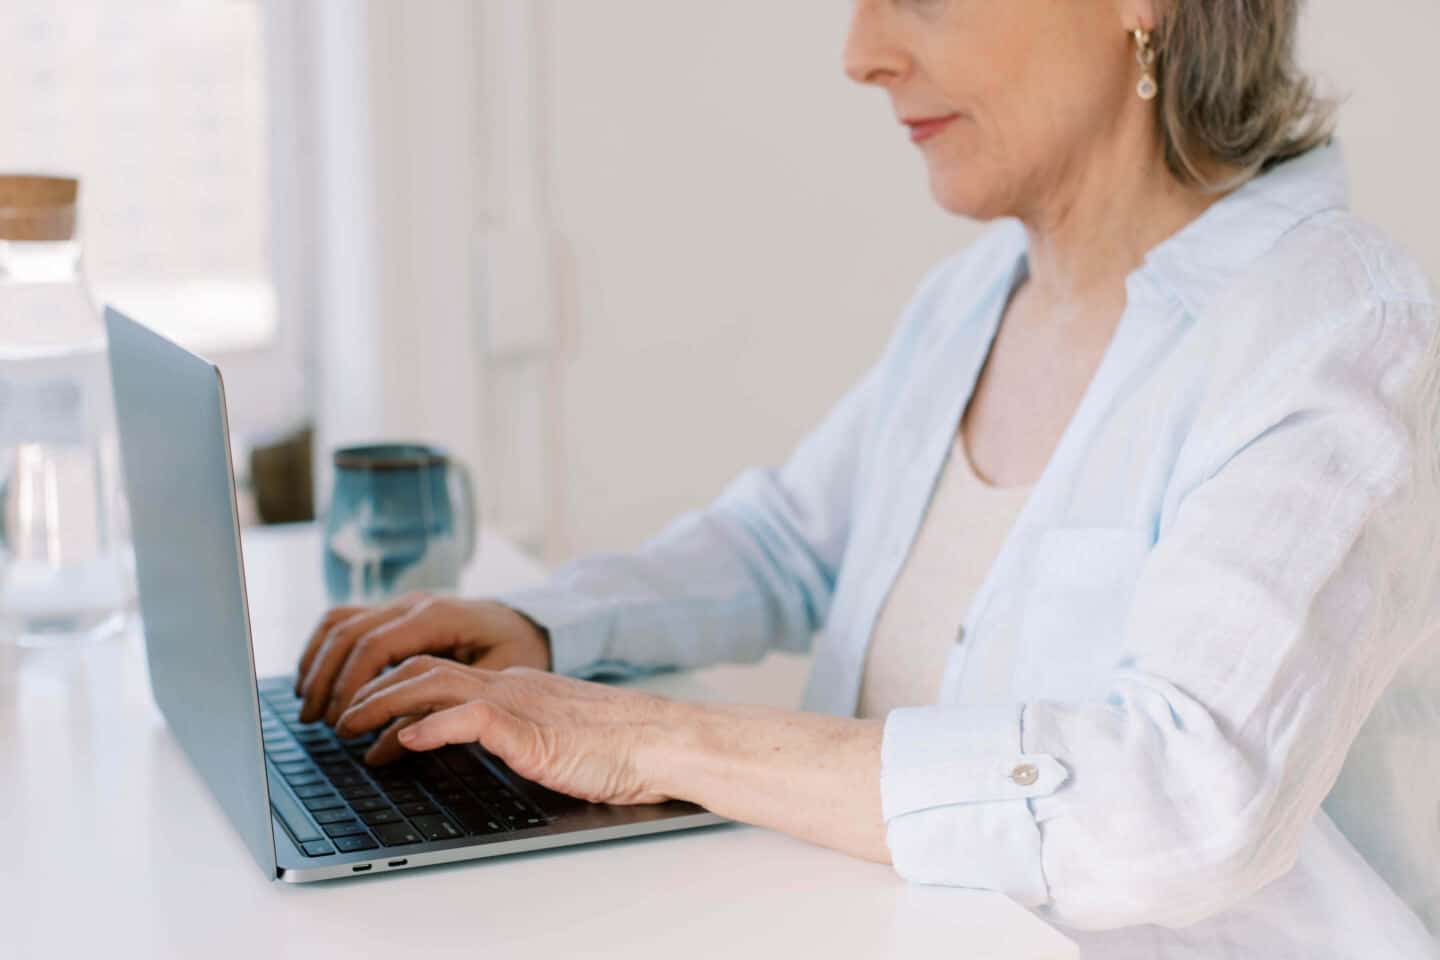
[639,698,890,863]
[640,697,716,804]
[480,600,554,671]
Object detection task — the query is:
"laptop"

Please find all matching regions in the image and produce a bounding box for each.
[104,307,726,882]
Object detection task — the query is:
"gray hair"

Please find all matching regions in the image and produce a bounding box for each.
[1154,0,1338,192]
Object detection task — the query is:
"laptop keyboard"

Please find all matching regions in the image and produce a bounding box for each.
[258,677,559,858]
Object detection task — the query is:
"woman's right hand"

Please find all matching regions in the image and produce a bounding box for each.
[293,592,552,727]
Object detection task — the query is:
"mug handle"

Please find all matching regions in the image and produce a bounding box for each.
[452,459,480,568]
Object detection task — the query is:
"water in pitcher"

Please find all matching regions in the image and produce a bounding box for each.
[0,176,133,646]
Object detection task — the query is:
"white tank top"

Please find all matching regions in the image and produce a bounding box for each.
[855,428,1035,719]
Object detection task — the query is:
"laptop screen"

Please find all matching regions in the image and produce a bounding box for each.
[105,306,276,878]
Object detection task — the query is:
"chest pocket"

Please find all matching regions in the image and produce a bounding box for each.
[1012,526,1151,701]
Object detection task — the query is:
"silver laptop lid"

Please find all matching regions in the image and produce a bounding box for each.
[105,307,276,878]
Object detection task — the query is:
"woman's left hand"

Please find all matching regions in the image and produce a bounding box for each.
[333,655,676,805]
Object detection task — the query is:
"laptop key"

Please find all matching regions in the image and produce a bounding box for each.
[361,808,403,826]
[329,772,368,789]
[463,782,508,801]
[271,790,324,844]
[323,819,370,838]
[302,794,346,812]
[384,787,422,805]
[301,841,336,857]
[499,810,533,829]
[373,780,414,795]
[449,805,509,836]
[294,783,334,799]
[313,807,356,825]
[267,749,306,765]
[438,750,486,776]
[414,758,452,782]
[279,762,318,778]
[282,773,324,789]
[398,801,436,818]
[334,834,379,853]
[349,796,389,813]
[340,784,379,801]
[410,814,464,842]
[463,777,509,800]
[460,773,508,793]
[374,822,424,847]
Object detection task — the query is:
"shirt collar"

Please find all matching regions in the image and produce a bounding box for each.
[1135,136,1351,317]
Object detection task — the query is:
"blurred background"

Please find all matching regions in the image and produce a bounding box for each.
[4,0,1437,566]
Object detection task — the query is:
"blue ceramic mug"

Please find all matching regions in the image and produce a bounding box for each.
[323,444,478,605]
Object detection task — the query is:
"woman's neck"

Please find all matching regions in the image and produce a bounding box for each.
[1014,129,1236,327]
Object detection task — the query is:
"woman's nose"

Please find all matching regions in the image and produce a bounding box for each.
[843,0,907,87]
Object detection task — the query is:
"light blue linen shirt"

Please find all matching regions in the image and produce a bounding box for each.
[494,139,1440,958]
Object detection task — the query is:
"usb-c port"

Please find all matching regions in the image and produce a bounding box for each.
[388,859,408,868]
[352,864,372,873]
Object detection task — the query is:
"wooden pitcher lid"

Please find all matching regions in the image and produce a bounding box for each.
[0,175,79,242]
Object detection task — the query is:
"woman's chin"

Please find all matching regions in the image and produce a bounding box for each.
[927,173,1005,221]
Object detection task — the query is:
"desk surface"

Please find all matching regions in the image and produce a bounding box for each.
[0,524,1076,959]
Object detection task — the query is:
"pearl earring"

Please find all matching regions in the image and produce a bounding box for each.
[1133,27,1158,100]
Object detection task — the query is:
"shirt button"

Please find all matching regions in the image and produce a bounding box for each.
[1009,763,1039,787]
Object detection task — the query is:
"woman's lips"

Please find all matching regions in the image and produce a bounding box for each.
[905,114,959,144]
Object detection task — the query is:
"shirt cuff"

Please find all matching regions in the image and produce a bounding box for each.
[880,703,1069,906]
[488,585,612,678]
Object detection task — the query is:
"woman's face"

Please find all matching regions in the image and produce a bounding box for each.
[844,0,1150,221]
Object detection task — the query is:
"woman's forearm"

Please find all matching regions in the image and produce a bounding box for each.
[647,701,892,864]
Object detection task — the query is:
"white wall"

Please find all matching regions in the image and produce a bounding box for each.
[1299,0,1440,296]
[521,0,1440,560]
[537,1,974,558]
[295,1,490,515]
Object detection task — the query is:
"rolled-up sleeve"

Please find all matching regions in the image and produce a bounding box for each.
[878,299,1440,930]
[882,703,1068,904]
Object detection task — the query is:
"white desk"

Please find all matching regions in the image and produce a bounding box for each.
[0,524,1076,959]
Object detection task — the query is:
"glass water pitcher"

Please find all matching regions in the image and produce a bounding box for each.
[0,175,133,645]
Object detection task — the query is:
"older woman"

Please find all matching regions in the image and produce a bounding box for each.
[295,0,1440,955]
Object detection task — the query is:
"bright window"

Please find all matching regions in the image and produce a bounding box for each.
[0,0,276,355]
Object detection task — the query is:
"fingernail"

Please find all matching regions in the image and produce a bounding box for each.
[398,726,417,744]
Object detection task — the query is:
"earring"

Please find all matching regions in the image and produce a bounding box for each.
[1133,27,1158,100]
